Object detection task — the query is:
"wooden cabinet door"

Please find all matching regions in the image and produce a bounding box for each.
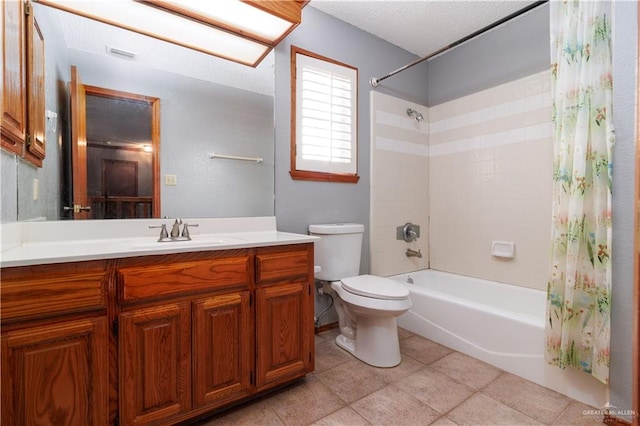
[255,281,313,390]
[25,13,45,166]
[193,291,253,409]
[1,317,109,426]
[119,303,191,426]
[1,0,26,155]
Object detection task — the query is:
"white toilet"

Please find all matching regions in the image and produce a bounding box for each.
[309,223,412,367]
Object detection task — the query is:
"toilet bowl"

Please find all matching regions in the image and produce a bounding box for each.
[309,221,412,367]
[330,274,411,367]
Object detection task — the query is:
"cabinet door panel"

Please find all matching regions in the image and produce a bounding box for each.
[119,303,191,425]
[1,0,26,154]
[25,14,45,166]
[256,282,313,389]
[1,317,109,426]
[193,292,253,408]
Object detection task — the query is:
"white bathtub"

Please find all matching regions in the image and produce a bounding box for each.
[391,269,606,408]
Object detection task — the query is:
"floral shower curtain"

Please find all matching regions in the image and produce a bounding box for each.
[545,0,614,384]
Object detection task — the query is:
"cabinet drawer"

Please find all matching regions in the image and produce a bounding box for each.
[256,248,310,285]
[118,255,250,302]
[1,270,107,323]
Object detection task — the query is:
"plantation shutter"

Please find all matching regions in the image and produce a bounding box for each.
[295,53,357,175]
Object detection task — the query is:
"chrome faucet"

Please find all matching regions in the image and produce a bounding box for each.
[406,248,422,258]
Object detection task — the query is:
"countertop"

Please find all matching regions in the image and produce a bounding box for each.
[1,217,318,268]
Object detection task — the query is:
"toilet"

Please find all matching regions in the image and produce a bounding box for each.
[309,223,412,367]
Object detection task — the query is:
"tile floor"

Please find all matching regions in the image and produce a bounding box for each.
[198,328,603,426]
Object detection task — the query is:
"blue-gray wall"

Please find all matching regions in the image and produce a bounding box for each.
[428,3,550,105]
[274,6,429,274]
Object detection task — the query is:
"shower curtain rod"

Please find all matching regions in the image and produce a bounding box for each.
[369,0,548,88]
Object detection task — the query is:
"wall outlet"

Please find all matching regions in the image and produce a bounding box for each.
[33,179,39,200]
[165,174,177,186]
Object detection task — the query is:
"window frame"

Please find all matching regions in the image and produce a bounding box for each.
[290,46,359,183]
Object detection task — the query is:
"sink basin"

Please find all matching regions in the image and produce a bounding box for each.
[128,235,245,250]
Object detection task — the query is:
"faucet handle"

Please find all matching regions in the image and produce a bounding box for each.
[149,224,169,240]
[182,223,199,239]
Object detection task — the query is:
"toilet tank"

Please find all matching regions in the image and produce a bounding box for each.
[308,223,364,281]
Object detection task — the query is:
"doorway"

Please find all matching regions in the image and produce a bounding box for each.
[69,66,160,219]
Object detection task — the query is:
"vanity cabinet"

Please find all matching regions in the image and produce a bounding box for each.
[255,246,314,390]
[116,250,253,425]
[0,261,110,426]
[0,243,315,426]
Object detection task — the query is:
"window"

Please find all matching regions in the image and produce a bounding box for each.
[290,46,359,183]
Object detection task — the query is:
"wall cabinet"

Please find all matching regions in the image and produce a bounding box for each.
[1,0,46,166]
[1,243,315,425]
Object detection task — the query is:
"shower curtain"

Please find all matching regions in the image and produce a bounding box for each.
[545,0,614,384]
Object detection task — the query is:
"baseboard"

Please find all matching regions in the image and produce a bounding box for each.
[315,321,338,334]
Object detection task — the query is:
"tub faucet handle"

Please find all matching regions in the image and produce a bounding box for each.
[398,223,420,242]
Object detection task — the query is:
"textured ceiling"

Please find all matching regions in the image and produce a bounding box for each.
[309,0,538,58]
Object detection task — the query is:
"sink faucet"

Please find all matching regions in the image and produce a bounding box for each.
[406,248,422,258]
[149,219,199,242]
[170,219,182,238]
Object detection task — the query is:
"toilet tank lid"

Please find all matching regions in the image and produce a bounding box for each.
[308,223,364,235]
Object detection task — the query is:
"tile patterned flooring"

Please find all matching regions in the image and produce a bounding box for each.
[198,328,603,426]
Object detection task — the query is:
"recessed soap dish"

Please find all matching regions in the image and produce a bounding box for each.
[492,241,515,258]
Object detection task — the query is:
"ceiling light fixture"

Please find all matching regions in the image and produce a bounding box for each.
[36,0,306,67]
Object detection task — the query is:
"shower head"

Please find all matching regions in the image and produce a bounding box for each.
[407,108,424,122]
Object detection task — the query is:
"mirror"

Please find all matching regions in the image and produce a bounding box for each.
[16,3,275,221]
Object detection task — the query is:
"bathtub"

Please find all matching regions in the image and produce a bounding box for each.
[391,269,605,408]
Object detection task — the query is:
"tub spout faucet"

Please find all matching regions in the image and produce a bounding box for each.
[406,248,422,258]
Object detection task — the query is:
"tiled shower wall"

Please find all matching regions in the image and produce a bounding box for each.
[370,71,553,290]
[429,71,552,290]
[370,91,429,277]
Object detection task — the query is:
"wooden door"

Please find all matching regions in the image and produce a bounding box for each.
[192,292,253,408]
[1,317,109,426]
[255,281,313,390]
[70,66,91,219]
[1,0,26,155]
[119,303,191,426]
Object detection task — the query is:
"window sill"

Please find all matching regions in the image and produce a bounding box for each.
[289,170,360,184]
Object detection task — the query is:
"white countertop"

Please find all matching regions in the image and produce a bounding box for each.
[1,217,318,268]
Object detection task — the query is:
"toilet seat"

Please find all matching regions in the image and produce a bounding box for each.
[341,275,409,300]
